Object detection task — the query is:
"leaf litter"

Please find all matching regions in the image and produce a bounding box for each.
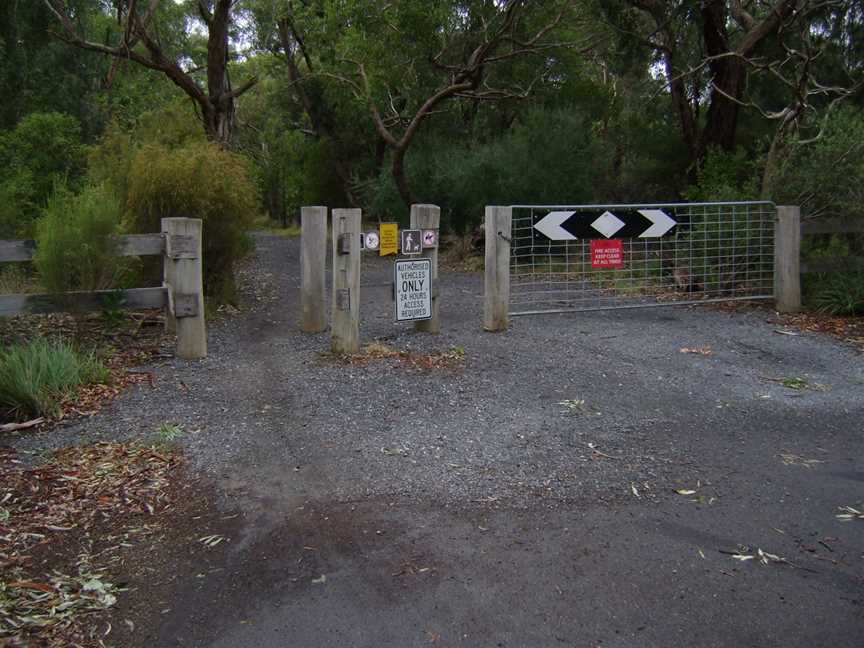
[835,506,864,522]
[321,342,466,373]
[0,441,183,645]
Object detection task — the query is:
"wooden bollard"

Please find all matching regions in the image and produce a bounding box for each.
[300,206,328,332]
[331,208,361,353]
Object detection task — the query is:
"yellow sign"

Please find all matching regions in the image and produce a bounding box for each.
[379,223,398,256]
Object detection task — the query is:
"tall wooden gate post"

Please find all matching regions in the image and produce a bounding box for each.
[484,206,512,331]
[331,208,361,353]
[410,204,441,334]
[774,205,802,314]
[161,218,207,359]
[300,206,328,332]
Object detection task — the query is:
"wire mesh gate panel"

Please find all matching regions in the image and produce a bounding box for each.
[509,202,775,315]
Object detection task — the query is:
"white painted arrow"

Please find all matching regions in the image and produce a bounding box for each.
[534,211,577,240]
[637,209,676,238]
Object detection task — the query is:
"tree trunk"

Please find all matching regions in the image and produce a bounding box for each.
[391,146,414,208]
[663,50,698,162]
[204,1,234,146]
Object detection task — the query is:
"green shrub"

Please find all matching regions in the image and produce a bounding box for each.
[126,141,259,302]
[811,271,864,316]
[0,338,108,421]
[0,112,86,235]
[0,264,40,295]
[684,147,760,203]
[33,183,132,295]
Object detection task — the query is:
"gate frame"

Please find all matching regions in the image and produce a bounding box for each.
[483,203,801,331]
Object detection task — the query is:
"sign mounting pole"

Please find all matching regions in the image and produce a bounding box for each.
[409,204,440,333]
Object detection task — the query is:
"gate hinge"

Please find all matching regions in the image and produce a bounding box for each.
[497,231,512,244]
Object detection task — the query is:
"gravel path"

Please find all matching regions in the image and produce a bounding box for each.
[9,233,864,647]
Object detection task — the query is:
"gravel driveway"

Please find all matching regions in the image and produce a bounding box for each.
[11,233,864,647]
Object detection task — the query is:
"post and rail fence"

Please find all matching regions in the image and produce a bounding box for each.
[0,217,206,360]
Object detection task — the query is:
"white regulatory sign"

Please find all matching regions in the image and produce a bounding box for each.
[394,258,432,322]
[364,231,380,250]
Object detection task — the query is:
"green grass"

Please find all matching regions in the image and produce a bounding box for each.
[812,271,864,316]
[0,338,109,421]
[155,422,184,442]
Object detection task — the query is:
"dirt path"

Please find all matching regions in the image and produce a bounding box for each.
[11,233,864,647]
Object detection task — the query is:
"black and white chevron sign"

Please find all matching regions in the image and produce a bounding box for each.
[534,209,677,240]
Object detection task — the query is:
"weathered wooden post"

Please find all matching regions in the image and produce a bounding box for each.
[774,205,801,314]
[162,227,177,336]
[331,208,361,353]
[410,204,441,334]
[484,206,512,331]
[300,206,328,332]
[161,218,207,359]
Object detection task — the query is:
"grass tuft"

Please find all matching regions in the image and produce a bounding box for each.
[0,338,108,421]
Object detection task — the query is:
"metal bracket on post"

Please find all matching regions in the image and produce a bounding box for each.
[336,289,351,311]
[165,233,198,260]
[337,233,353,256]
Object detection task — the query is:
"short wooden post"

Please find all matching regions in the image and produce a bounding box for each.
[774,205,801,314]
[484,206,512,331]
[162,218,207,359]
[410,204,441,334]
[300,206,328,332]
[331,208,361,353]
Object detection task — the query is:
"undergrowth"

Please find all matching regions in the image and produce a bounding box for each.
[0,338,109,421]
[810,271,864,316]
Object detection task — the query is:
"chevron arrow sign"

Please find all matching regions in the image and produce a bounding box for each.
[533,208,677,240]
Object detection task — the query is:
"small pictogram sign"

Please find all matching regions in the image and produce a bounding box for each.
[401,229,422,255]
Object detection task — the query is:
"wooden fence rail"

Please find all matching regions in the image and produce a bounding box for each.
[0,219,206,360]
[800,217,864,275]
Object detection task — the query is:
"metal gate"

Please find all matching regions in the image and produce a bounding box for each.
[509,201,775,316]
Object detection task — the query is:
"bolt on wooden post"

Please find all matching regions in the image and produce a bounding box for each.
[161,218,207,359]
[331,208,361,353]
[484,206,512,331]
[774,205,802,314]
[410,204,441,334]
[300,206,328,332]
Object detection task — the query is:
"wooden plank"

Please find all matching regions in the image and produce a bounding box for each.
[410,204,440,334]
[118,234,164,256]
[331,208,361,353]
[0,240,36,262]
[801,256,864,274]
[1,234,164,262]
[483,206,512,331]
[300,206,328,332]
[0,287,166,317]
[802,218,864,235]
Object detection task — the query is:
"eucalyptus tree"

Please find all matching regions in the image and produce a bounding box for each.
[253,0,593,208]
[603,0,863,178]
[43,0,257,146]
